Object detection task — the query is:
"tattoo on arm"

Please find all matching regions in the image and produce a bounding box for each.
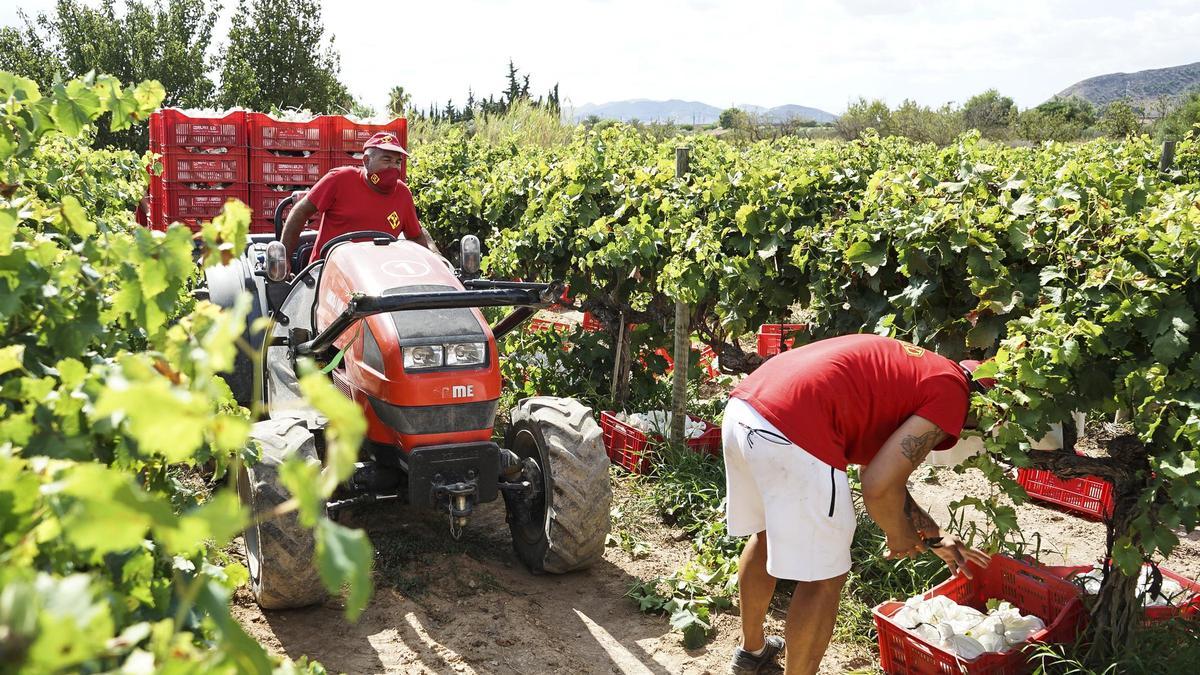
[900,428,943,467]
[904,492,939,534]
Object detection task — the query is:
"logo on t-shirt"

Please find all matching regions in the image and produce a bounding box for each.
[387,211,400,230]
[899,341,925,358]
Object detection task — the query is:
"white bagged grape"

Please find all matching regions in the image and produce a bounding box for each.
[891,595,1045,658]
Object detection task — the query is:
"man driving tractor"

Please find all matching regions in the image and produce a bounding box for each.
[281,131,439,265]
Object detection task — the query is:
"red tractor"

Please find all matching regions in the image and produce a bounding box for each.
[202,198,612,609]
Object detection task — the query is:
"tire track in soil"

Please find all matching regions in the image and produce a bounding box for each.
[231,478,875,674]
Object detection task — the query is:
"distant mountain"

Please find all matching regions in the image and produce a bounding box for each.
[570,99,836,124]
[1056,61,1200,109]
[765,104,837,124]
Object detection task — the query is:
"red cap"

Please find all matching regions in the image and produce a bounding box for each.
[363,131,408,156]
[959,359,997,391]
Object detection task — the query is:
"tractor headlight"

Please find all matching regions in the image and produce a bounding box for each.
[403,345,444,369]
[445,342,486,366]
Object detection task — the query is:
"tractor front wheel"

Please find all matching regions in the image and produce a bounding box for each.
[239,416,327,609]
[504,397,612,573]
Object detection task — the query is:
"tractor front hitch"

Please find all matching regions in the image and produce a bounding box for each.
[432,481,478,539]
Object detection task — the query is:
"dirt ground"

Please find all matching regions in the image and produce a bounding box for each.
[233,464,1200,675]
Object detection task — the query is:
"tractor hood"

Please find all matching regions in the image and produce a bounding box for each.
[315,240,465,326]
[314,239,501,449]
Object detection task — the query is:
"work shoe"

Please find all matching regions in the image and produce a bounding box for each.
[729,635,785,674]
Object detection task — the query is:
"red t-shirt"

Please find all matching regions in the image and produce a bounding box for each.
[731,334,970,470]
[306,166,422,262]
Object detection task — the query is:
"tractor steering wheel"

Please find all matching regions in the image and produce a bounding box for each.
[317,230,398,261]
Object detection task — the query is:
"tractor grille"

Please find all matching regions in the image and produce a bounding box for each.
[368,396,498,436]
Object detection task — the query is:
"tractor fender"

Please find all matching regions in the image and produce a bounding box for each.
[203,254,267,408]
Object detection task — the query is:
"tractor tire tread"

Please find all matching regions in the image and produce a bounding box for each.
[510,397,612,574]
[242,416,327,610]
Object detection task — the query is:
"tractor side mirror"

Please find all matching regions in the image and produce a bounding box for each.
[265,241,289,282]
[460,235,481,277]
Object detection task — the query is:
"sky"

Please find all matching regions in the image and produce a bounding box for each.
[3,0,1199,115]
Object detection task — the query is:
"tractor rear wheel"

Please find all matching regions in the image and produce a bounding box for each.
[504,397,612,573]
[238,416,327,609]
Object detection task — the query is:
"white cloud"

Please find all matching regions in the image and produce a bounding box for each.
[3,0,1198,115]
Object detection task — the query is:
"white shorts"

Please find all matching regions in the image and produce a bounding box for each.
[723,397,856,581]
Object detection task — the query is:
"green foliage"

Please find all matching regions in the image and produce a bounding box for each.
[1029,617,1200,674]
[217,0,352,114]
[0,70,361,672]
[962,89,1017,139]
[836,97,893,140]
[890,99,964,146]
[719,107,747,129]
[497,323,669,413]
[0,0,221,151]
[1101,99,1143,138]
[387,85,411,117]
[1018,96,1097,142]
[409,124,1200,658]
[1158,91,1200,140]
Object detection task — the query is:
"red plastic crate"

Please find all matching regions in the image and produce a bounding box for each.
[644,345,720,381]
[873,555,1085,675]
[247,112,324,152]
[155,185,248,231]
[250,150,325,185]
[582,312,603,332]
[249,186,317,232]
[756,323,808,358]
[599,411,721,473]
[159,149,248,183]
[1016,467,1114,520]
[324,150,363,170]
[324,116,407,153]
[1047,563,1200,625]
[527,314,578,333]
[150,109,246,148]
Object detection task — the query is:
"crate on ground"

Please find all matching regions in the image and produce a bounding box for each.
[527,311,580,333]
[1047,563,1200,625]
[247,112,324,153]
[250,150,325,185]
[873,555,1085,675]
[599,411,721,473]
[150,109,246,149]
[154,185,248,231]
[324,116,407,153]
[582,311,603,332]
[158,149,248,183]
[756,323,808,358]
[1016,467,1114,520]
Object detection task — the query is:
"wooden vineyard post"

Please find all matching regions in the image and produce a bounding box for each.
[669,147,691,445]
[611,313,633,411]
[1160,140,1177,173]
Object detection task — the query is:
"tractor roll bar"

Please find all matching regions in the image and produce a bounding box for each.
[293,285,560,357]
[273,194,296,240]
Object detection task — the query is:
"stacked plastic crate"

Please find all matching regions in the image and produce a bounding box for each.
[148,110,248,231]
[148,110,408,235]
[247,113,328,235]
[324,116,409,181]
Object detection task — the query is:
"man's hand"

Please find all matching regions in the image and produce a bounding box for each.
[885,530,926,560]
[925,534,991,578]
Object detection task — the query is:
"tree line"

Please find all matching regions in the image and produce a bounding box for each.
[831,89,1200,145]
[0,0,559,151]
